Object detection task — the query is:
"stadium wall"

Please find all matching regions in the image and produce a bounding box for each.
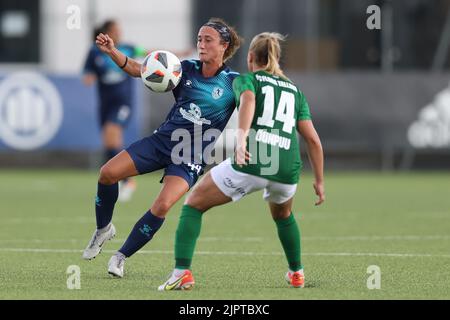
[144,71,450,171]
[0,72,449,170]
[0,72,141,169]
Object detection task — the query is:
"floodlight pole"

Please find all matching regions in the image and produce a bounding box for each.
[431,7,450,72]
[305,0,319,71]
[381,0,394,72]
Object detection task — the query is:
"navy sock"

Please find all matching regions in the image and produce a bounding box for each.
[95,182,118,229]
[119,210,165,257]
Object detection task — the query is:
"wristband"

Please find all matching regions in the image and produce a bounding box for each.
[120,56,128,69]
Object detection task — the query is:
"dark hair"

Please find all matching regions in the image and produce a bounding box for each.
[204,18,243,62]
[93,26,102,41]
[93,20,117,41]
[101,20,116,33]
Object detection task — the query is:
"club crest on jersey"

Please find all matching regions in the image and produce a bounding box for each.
[180,103,211,125]
[212,86,224,99]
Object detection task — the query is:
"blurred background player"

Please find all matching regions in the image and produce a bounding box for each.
[159,32,325,291]
[83,20,142,202]
[82,18,243,279]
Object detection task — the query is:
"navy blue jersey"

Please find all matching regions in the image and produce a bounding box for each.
[83,44,136,105]
[152,59,239,165]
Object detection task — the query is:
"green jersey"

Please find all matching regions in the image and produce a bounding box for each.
[231,71,311,184]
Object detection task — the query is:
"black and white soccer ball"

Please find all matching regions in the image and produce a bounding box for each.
[140,50,182,92]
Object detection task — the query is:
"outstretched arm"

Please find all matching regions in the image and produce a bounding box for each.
[95,33,141,78]
[297,120,325,205]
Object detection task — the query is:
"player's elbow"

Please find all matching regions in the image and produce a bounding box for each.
[130,69,141,78]
[130,61,142,78]
[304,135,322,150]
[128,65,140,78]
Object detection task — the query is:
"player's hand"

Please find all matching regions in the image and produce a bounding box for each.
[235,143,251,167]
[96,33,115,54]
[82,73,96,86]
[313,181,325,206]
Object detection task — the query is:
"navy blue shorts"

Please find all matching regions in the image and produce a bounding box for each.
[99,102,132,128]
[126,135,204,189]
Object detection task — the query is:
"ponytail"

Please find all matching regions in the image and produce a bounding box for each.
[249,32,287,78]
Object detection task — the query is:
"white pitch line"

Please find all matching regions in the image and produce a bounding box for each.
[0,247,449,258]
[0,237,264,244]
[302,235,450,241]
[0,235,449,244]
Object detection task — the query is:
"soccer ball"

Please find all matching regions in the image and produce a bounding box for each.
[140,50,182,92]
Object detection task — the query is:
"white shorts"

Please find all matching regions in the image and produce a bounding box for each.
[210,158,297,204]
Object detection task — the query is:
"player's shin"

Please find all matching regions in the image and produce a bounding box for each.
[174,205,203,270]
[118,210,165,257]
[274,213,302,272]
[95,182,119,229]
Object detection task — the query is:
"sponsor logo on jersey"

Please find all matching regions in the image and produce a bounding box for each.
[212,86,224,99]
[180,103,211,125]
[102,70,127,84]
[184,79,193,88]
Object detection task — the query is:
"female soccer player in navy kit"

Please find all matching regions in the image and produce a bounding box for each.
[82,18,242,279]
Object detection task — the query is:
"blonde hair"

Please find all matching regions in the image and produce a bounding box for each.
[249,32,286,78]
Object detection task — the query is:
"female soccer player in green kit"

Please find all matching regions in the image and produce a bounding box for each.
[159,32,325,290]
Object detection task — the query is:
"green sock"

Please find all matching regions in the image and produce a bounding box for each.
[174,205,203,269]
[274,213,302,272]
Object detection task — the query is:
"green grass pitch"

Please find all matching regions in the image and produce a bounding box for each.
[0,169,449,299]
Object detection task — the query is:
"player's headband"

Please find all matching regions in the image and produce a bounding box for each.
[203,22,232,44]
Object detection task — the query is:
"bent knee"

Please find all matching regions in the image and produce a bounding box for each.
[184,194,208,212]
[99,165,119,185]
[271,210,291,220]
[151,200,174,217]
